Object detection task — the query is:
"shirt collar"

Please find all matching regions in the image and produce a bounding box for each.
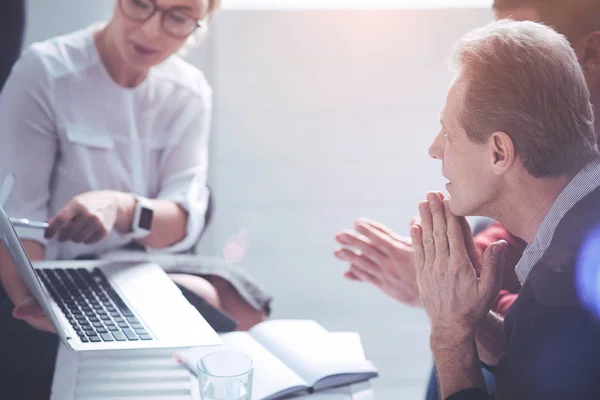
[515,159,600,285]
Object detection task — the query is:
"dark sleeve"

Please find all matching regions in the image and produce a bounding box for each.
[495,302,600,399]
[446,388,489,400]
[0,0,25,92]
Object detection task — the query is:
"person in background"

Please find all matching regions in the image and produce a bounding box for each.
[417,19,600,398]
[0,0,25,92]
[0,0,270,398]
[334,0,600,397]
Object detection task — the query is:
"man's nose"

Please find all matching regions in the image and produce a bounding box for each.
[429,131,445,160]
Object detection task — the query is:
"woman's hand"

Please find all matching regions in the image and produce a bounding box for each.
[45,190,134,244]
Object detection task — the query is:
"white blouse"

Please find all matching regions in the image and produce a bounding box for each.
[0,27,212,260]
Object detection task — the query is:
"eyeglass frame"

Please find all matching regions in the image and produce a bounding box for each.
[118,0,208,38]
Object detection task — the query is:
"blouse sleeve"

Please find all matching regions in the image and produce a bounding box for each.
[0,46,58,247]
[150,89,212,253]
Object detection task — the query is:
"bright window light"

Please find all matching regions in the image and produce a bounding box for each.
[222,0,493,10]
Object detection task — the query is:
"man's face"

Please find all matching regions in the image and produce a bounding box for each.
[428,79,497,216]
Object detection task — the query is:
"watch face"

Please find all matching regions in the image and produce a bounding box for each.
[139,207,153,230]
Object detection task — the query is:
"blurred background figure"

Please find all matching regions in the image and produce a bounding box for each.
[0,0,25,92]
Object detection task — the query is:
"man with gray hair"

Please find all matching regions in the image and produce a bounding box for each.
[414,19,600,399]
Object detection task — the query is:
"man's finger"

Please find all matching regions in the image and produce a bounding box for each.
[355,222,398,256]
[480,240,506,297]
[349,265,379,285]
[410,223,425,273]
[356,218,393,237]
[357,218,409,243]
[444,199,468,259]
[409,215,421,229]
[428,192,449,258]
[344,270,360,281]
[335,231,387,263]
[334,248,383,279]
[419,200,435,264]
[459,217,482,270]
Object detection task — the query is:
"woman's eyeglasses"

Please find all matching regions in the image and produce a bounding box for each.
[119,0,206,38]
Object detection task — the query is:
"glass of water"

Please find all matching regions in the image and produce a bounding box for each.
[197,351,253,400]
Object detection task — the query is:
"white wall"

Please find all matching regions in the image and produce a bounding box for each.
[24,3,493,395]
[196,8,492,301]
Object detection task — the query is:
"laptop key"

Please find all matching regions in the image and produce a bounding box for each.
[80,337,89,343]
[92,322,104,328]
[108,326,120,332]
[117,322,129,329]
[112,331,127,341]
[138,333,152,341]
[96,328,108,334]
[122,329,138,341]
[100,315,112,321]
[126,316,139,324]
[89,336,101,343]
[121,309,134,317]
[134,328,147,335]
[100,333,115,342]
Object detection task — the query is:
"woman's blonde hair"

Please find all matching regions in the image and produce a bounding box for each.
[182,0,221,51]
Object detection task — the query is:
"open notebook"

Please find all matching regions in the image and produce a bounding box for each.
[175,320,378,400]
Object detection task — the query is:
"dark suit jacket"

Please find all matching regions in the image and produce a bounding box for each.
[449,185,600,400]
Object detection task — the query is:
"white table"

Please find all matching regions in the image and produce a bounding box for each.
[51,344,374,400]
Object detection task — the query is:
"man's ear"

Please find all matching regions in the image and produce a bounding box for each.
[489,131,515,175]
[577,31,600,89]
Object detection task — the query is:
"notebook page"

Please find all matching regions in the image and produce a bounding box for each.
[250,320,376,388]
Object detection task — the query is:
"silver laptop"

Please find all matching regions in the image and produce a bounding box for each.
[0,207,221,351]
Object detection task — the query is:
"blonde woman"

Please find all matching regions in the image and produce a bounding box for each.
[0,1,269,397]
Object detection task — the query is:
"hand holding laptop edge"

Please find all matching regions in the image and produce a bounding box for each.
[0,234,55,333]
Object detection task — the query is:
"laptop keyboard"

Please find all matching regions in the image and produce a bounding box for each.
[36,268,153,343]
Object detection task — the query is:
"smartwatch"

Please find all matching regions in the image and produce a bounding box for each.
[131,196,154,239]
